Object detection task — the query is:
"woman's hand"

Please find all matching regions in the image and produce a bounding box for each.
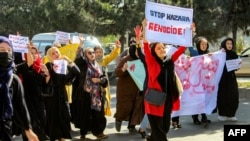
[115,40,121,48]
[41,64,50,77]
[141,19,147,42]
[91,78,101,83]
[122,63,128,72]
[134,25,142,43]
[25,129,39,141]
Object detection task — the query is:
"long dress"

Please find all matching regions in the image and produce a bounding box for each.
[44,62,79,140]
[72,57,108,137]
[217,51,239,117]
[15,63,48,141]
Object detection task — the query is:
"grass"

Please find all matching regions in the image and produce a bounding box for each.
[238,81,250,88]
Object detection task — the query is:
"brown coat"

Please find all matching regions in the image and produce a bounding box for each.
[114,55,144,125]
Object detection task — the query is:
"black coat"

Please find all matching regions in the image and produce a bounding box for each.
[71,57,108,133]
[44,62,80,140]
[15,63,48,140]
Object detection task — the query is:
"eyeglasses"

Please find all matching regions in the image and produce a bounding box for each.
[87,51,95,55]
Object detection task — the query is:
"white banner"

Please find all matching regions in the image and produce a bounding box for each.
[145,1,193,46]
[226,58,241,72]
[55,31,70,44]
[53,60,68,75]
[172,50,226,117]
[8,35,29,53]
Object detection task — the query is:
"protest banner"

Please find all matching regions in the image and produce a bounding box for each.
[59,43,79,61]
[145,1,193,46]
[53,60,68,75]
[9,35,29,53]
[55,31,70,44]
[226,58,241,72]
[127,60,146,91]
[171,50,226,117]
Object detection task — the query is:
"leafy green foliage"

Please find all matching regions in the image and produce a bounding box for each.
[0,0,250,51]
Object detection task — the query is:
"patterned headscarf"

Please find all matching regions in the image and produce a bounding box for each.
[84,48,103,111]
[0,36,14,119]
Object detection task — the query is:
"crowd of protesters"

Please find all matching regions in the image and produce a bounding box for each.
[0,20,240,141]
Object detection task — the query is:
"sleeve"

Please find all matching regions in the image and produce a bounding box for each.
[144,42,154,64]
[99,75,108,88]
[188,46,199,57]
[137,47,145,64]
[11,74,31,130]
[115,56,129,77]
[65,64,80,85]
[15,62,28,75]
[172,46,186,62]
[102,46,121,66]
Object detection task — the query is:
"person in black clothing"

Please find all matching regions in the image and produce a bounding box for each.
[217,37,239,122]
[0,36,38,141]
[45,46,80,141]
[72,47,109,140]
[15,45,50,141]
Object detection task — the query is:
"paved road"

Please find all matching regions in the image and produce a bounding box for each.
[13,78,250,141]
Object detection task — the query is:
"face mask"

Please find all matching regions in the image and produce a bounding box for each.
[0,52,13,67]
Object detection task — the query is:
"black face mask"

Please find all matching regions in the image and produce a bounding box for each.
[0,52,13,67]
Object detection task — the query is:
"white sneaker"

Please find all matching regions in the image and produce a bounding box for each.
[227,117,238,122]
[218,116,227,121]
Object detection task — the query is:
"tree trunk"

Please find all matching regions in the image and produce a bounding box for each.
[232,21,237,52]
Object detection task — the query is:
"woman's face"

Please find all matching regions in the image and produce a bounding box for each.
[0,42,12,53]
[154,43,166,60]
[225,40,233,51]
[86,48,95,61]
[200,39,208,51]
[94,48,103,59]
[30,48,39,61]
[51,48,60,60]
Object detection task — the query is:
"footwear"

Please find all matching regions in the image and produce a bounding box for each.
[80,135,85,140]
[146,135,151,141]
[227,117,238,121]
[193,119,201,125]
[115,120,122,132]
[128,127,137,133]
[138,128,146,138]
[96,133,109,140]
[192,115,201,125]
[172,121,182,129]
[218,116,227,121]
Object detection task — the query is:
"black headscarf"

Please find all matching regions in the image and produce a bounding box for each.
[150,42,166,64]
[129,44,138,59]
[220,37,238,60]
[0,36,14,119]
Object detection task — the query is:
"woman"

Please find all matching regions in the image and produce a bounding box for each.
[114,44,144,133]
[0,36,39,141]
[45,47,80,141]
[72,47,109,140]
[189,37,211,127]
[94,40,121,116]
[139,20,186,141]
[217,37,239,122]
[15,45,49,141]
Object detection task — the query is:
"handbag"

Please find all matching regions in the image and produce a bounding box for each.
[41,81,54,97]
[145,89,166,106]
